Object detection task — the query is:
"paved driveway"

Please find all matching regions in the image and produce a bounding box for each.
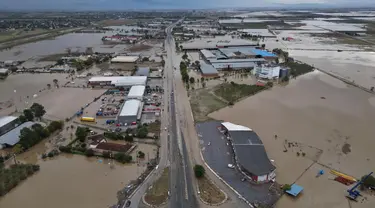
[196,121,280,206]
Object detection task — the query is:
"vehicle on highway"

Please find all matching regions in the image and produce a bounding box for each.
[125,200,131,207]
[227,164,235,169]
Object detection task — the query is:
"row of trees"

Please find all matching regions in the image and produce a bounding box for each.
[0,164,40,197]
[19,103,46,123]
[14,121,63,153]
[180,61,189,83]
[104,132,134,142]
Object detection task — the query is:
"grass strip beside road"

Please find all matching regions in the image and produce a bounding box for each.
[198,176,226,205]
[144,167,169,206]
[214,82,266,103]
[190,89,227,122]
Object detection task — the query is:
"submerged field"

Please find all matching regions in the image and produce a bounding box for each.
[209,71,375,208]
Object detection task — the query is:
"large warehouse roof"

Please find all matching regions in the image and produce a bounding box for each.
[127,85,145,99]
[111,56,139,63]
[119,99,141,117]
[200,62,218,75]
[200,49,216,59]
[135,67,150,76]
[0,116,17,128]
[112,76,147,86]
[212,62,256,69]
[89,76,147,86]
[222,122,275,176]
[0,122,36,146]
[209,58,266,63]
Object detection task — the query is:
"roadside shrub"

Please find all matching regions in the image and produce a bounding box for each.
[124,134,134,142]
[84,149,95,157]
[102,151,112,158]
[114,153,132,164]
[194,165,205,178]
[59,146,72,153]
[137,151,145,158]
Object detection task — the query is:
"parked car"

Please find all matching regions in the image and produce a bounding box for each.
[227,164,234,169]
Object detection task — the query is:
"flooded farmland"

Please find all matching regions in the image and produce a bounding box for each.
[0,31,121,61]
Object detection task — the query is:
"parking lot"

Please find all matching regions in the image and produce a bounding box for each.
[196,121,280,206]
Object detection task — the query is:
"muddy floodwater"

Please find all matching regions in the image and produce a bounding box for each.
[0,153,141,208]
[0,32,114,61]
[209,71,375,207]
[210,71,375,179]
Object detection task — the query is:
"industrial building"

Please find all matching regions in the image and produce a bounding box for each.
[220,122,276,183]
[181,38,257,51]
[0,121,36,148]
[127,85,146,100]
[200,62,219,77]
[0,68,9,77]
[88,76,147,87]
[117,99,142,125]
[0,116,18,136]
[135,67,150,77]
[238,29,277,38]
[217,47,277,60]
[111,56,140,63]
[254,64,281,79]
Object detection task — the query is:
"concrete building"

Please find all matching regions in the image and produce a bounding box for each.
[117,99,142,125]
[111,56,139,63]
[0,121,35,148]
[254,64,281,79]
[238,29,277,38]
[127,85,145,100]
[50,65,70,72]
[88,76,147,87]
[220,122,276,183]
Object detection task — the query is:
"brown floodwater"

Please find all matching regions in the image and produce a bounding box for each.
[209,71,375,207]
[0,151,143,208]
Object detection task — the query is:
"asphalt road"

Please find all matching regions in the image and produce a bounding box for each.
[165,21,199,208]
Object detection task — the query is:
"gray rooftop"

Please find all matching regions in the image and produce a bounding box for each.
[212,62,256,69]
[209,58,266,63]
[0,122,36,146]
[135,67,150,76]
[0,116,17,128]
[228,130,275,176]
[200,62,218,75]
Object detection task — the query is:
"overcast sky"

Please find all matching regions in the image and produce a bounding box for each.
[0,0,373,10]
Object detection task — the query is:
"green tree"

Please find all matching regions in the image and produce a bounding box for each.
[12,144,24,154]
[84,149,95,157]
[189,77,195,84]
[124,134,134,142]
[137,151,145,158]
[32,123,49,138]
[194,164,205,178]
[18,115,27,123]
[182,54,188,60]
[47,83,51,89]
[75,127,89,142]
[30,103,46,119]
[18,127,40,149]
[56,59,64,65]
[114,153,132,164]
[137,127,148,138]
[23,109,34,121]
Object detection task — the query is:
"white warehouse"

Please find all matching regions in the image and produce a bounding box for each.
[127,85,145,100]
[253,64,280,80]
[117,99,143,125]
